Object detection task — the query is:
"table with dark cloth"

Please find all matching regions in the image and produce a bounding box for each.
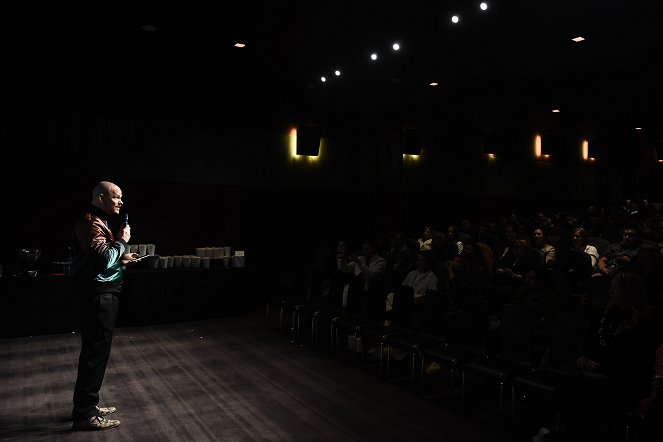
[0,265,255,338]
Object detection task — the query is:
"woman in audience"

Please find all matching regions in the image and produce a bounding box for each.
[571,227,599,268]
[417,225,435,251]
[384,250,438,326]
[532,227,556,267]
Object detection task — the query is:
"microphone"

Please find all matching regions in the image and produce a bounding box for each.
[124,212,129,227]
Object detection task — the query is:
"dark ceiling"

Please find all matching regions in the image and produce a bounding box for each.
[4,1,663,141]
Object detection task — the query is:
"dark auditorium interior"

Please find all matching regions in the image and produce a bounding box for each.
[2,1,663,441]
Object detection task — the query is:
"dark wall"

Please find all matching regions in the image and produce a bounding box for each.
[2,107,662,280]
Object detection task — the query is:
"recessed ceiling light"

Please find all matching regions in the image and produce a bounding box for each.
[572,36,585,42]
[334,70,341,77]
[320,77,326,83]
[234,43,245,48]
[451,15,460,24]
[552,109,561,113]
[392,43,400,51]
[480,2,488,11]
[635,127,642,130]
[430,82,439,87]
[370,53,378,61]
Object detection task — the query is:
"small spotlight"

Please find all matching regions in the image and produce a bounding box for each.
[572,36,585,42]
[480,2,488,11]
[392,43,400,51]
[635,127,642,130]
[451,15,460,24]
[552,109,561,113]
[320,76,326,82]
[334,70,341,77]
[429,82,439,87]
[370,53,378,61]
[234,42,246,48]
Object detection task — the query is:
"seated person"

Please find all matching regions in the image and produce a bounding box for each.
[417,225,435,251]
[527,270,662,441]
[492,238,541,313]
[570,227,599,268]
[339,238,387,315]
[384,231,416,291]
[384,250,438,326]
[532,227,556,267]
[596,225,643,276]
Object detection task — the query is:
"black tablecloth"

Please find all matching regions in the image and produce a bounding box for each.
[0,266,256,338]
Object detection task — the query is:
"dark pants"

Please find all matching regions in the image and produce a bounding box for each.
[71,293,119,421]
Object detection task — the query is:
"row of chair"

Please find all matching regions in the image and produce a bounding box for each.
[266,285,644,441]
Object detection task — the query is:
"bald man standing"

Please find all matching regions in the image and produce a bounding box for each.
[70,181,139,431]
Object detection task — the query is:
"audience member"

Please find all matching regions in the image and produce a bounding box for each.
[492,238,540,314]
[596,225,643,276]
[446,225,464,255]
[417,225,434,251]
[533,210,552,230]
[549,211,576,240]
[339,238,387,316]
[580,204,606,237]
[384,250,438,326]
[529,270,662,441]
[509,265,561,320]
[570,227,599,268]
[458,218,476,242]
[532,227,556,267]
[383,231,416,291]
[553,235,593,307]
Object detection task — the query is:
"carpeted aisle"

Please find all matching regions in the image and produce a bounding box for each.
[0,309,514,441]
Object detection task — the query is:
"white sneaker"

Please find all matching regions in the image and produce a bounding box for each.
[532,426,550,442]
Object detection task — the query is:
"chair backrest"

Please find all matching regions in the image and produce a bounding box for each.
[391,285,415,325]
[346,275,365,314]
[543,309,589,373]
[528,247,547,267]
[417,288,451,334]
[547,235,560,247]
[496,303,537,366]
[448,296,489,352]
